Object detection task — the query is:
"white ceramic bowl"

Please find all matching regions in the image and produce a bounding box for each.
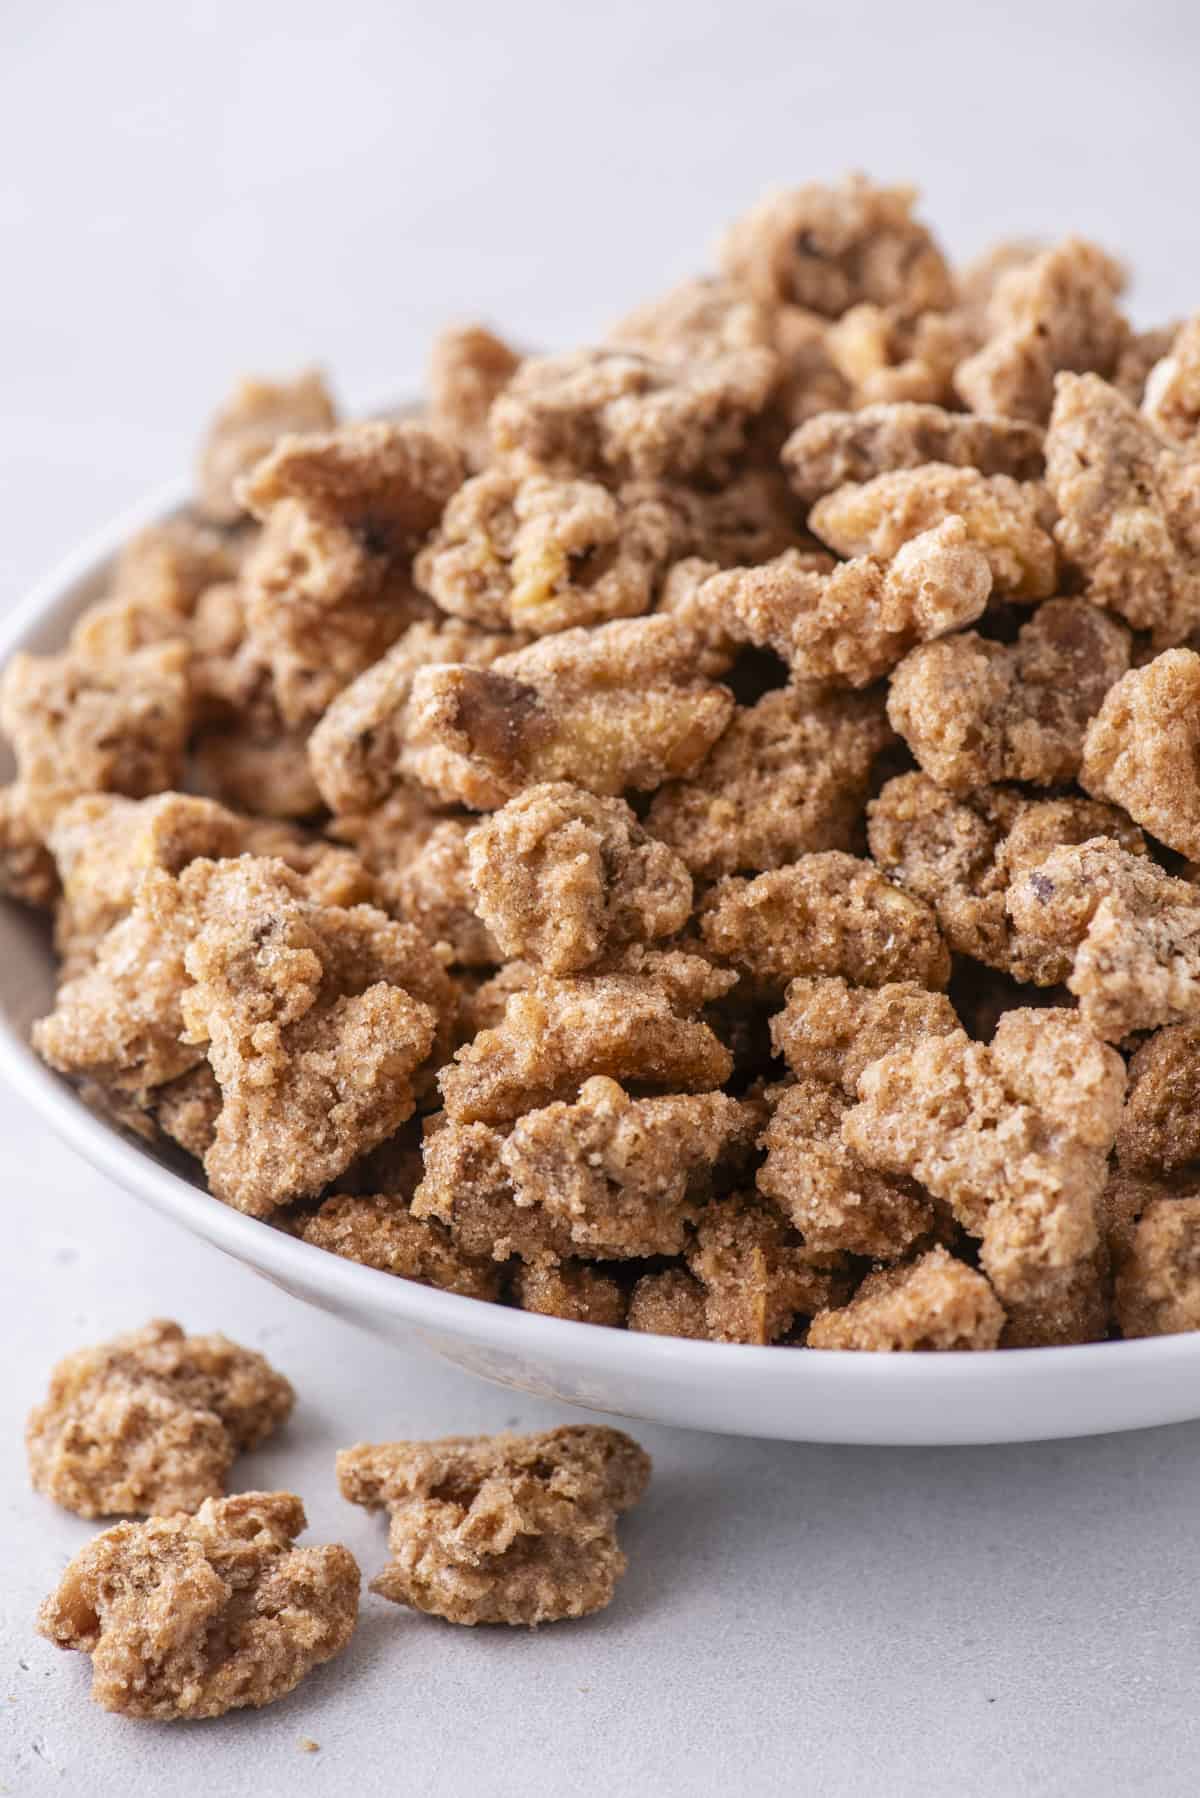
[4,485,1200,1447]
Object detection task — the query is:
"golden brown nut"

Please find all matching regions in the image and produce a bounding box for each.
[887,598,1131,793]
[770,974,958,1096]
[1081,650,1200,858]
[294,1192,500,1298]
[466,783,691,975]
[196,369,337,523]
[26,1319,294,1518]
[608,273,777,363]
[782,402,1043,506]
[412,1114,575,1264]
[1114,1199,1200,1337]
[823,303,974,409]
[685,1190,843,1344]
[37,1492,359,1718]
[1142,314,1200,444]
[69,519,242,673]
[336,1426,650,1626]
[428,323,522,468]
[1117,1025,1200,1174]
[626,1267,710,1339]
[512,1261,628,1327]
[807,1248,1004,1351]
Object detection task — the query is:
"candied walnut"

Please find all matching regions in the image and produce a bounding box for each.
[404,615,735,809]
[1000,1240,1111,1348]
[489,345,776,485]
[626,1267,709,1339]
[70,520,242,670]
[888,598,1131,793]
[783,402,1044,507]
[428,324,522,468]
[193,717,322,820]
[416,467,689,636]
[718,175,953,318]
[1113,323,1181,405]
[466,783,691,975]
[338,1426,649,1626]
[717,518,992,687]
[807,1248,1004,1351]
[0,640,190,834]
[512,1262,627,1327]
[809,464,1056,600]
[700,852,949,998]
[608,273,776,363]
[1081,650,1200,858]
[241,420,465,726]
[686,1191,842,1344]
[438,961,734,1124]
[26,1319,293,1518]
[769,303,853,428]
[1114,1198,1200,1337]
[37,1491,358,1719]
[295,1193,500,1299]
[844,1009,1125,1303]
[1143,315,1200,444]
[1044,372,1200,645]
[499,1076,756,1258]
[823,303,971,409]
[770,974,958,1096]
[309,617,523,815]
[758,1079,933,1259]
[151,1063,223,1158]
[413,1115,574,1263]
[196,370,337,523]
[1117,1025,1200,1174]
[383,815,499,967]
[955,238,1129,422]
[0,784,57,906]
[868,774,1145,983]
[648,685,893,879]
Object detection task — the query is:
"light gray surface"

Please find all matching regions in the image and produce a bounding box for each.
[2,2,1199,1792]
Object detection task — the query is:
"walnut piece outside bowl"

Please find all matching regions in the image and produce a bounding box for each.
[3,479,1199,1447]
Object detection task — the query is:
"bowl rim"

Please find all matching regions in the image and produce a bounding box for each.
[4,473,1200,1397]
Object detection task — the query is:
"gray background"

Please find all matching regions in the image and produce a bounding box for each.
[2,2,1198,1792]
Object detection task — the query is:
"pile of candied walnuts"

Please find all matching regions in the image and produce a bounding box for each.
[8,172,1200,1353]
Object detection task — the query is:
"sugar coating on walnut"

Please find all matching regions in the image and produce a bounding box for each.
[648,684,892,879]
[844,1009,1125,1303]
[1114,1198,1200,1338]
[1081,650,1200,859]
[26,1319,294,1519]
[403,615,735,809]
[294,1193,500,1299]
[783,402,1044,506]
[809,464,1057,600]
[1142,314,1200,444]
[428,323,522,468]
[700,851,949,997]
[489,344,777,485]
[1006,838,1200,1040]
[823,303,974,410]
[684,1190,844,1344]
[466,783,691,975]
[37,1491,359,1719]
[717,517,993,687]
[770,974,958,1096]
[413,1114,575,1264]
[0,784,57,907]
[1045,372,1200,645]
[626,1267,710,1340]
[887,597,1131,793]
[807,1248,1004,1351]
[512,1261,628,1327]
[68,519,241,678]
[196,369,337,523]
[336,1426,650,1626]
[1116,1025,1200,1176]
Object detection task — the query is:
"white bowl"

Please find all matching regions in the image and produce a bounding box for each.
[4,483,1200,1448]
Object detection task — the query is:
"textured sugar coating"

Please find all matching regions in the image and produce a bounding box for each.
[809,464,1057,600]
[1045,372,1200,645]
[1113,323,1181,405]
[770,974,958,1095]
[1143,314,1200,443]
[37,1491,359,1719]
[999,1237,1112,1349]
[0,785,57,906]
[308,617,523,815]
[466,783,691,974]
[403,615,735,808]
[844,1010,1125,1303]
[415,468,690,635]
[608,273,777,364]
[1117,1025,1200,1174]
[782,402,1043,505]
[887,597,1131,793]
[717,517,992,687]
[337,1427,650,1626]
[1114,1198,1200,1337]
[428,323,522,468]
[69,518,241,678]
[1081,650,1200,858]
[1006,838,1200,1040]
[498,1076,757,1258]
[626,1267,710,1339]
[954,237,1129,422]
[757,1078,934,1258]
[684,1190,844,1344]
[655,548,833,679]
[718,174,953,317]
[821,303,973,410]
[294,1193,500,1299]
[700,851,950,996]
[512,1261,628,1327]
[385,815,500,966]
[490,344,778,485]
[648,684,892,879]
[195,369,337,523]
[868,774,1145,983]
[413,1115,575,1263]
[807,1248,1004,1351]
[438,959,734,1123]
[26,1319,294,1519]
[240,420,465,726]
[0,640,190,834]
